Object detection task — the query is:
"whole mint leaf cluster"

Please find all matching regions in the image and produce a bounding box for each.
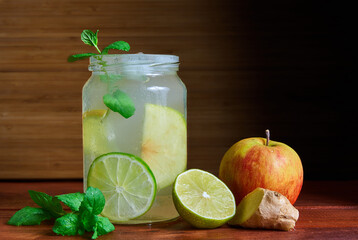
[8,187,114,239]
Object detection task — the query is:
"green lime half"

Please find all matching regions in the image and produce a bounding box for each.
[88,152,157,222]
[173,169,236,228]
[141,104,187,190]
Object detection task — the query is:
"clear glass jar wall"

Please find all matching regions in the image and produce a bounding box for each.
[82,54,187,224]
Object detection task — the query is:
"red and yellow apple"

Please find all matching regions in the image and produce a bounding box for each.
[219,130,303,205]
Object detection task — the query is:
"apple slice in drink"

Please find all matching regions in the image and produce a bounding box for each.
[141,104,187,190]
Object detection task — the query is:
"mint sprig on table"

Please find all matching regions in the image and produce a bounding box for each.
[68,29,135,119]
[8,187,115,239]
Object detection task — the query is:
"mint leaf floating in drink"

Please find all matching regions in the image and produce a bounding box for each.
[99,74,120,83]
[56,192,84,212]
[103,89,136,118]
[8,207,52,226]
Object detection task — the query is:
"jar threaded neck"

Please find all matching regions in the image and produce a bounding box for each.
[89,54,179,74]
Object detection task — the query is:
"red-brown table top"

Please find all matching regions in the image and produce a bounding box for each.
[0,180,357,239]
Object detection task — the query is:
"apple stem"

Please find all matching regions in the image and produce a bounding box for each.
[265,129,270,146]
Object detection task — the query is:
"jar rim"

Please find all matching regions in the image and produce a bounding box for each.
[89,53,180,73]
[89,53,179,65]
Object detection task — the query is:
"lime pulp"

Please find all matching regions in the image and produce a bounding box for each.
[87,152,157,222]
[172,169,236,228]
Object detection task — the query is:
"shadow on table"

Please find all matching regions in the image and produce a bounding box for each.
[296,181,358,206]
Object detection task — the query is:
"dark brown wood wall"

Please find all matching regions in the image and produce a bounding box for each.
[0,1,356,180]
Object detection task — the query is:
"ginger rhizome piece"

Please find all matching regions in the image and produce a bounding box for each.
[228,187,299,231]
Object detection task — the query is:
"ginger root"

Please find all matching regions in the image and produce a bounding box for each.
[228,187,299,231]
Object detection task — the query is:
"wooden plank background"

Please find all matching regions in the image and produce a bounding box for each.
[0,0,356,180]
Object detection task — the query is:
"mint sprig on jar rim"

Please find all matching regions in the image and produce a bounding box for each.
[69,29,135,119]
[68,29,130,62]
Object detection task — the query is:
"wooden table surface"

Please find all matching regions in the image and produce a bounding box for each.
[0,181,357,239]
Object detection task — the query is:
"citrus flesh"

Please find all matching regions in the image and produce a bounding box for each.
[173,169,236,228]
[141,104,187,190]
[83,109,111,159]
[87,152,157,222]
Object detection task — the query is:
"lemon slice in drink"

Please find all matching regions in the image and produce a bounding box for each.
[83,109,112,185]
[87,152,157,222]
[141,104,187,190]
[173,169,236,228]
[83,109,111,159]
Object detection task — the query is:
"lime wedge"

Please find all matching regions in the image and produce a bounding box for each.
[87,152,157,222]
[141,104,187,190]
[172,169,236,228]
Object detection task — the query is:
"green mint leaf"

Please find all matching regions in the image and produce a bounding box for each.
[8,207,52,226]
[53,213,79,236]
[56,192,84,212]
[103,89,136,118]
[81,29,101,53]
[99,74,121,83]
[80,187,105,215]
[102,41,130,54]
[92,229,99,239]
[67,53,97,62]
[92,216,115,239]
[80,210,98,232]
[94,30,99,45]
[28,190,65,218]
[77,224,85,236]
[81,30,98,47]
[68,29,130,63]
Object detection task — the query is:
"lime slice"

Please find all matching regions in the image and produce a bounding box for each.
[172,169,236,228]
[141,104,187,190]
[87,152,157,222]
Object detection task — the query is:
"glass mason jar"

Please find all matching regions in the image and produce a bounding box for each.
[82,54,187,224]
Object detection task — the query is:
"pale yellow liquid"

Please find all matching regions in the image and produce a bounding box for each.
[82,72,186,224]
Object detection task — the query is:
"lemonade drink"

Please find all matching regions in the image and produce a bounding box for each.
[82,54,187,224]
